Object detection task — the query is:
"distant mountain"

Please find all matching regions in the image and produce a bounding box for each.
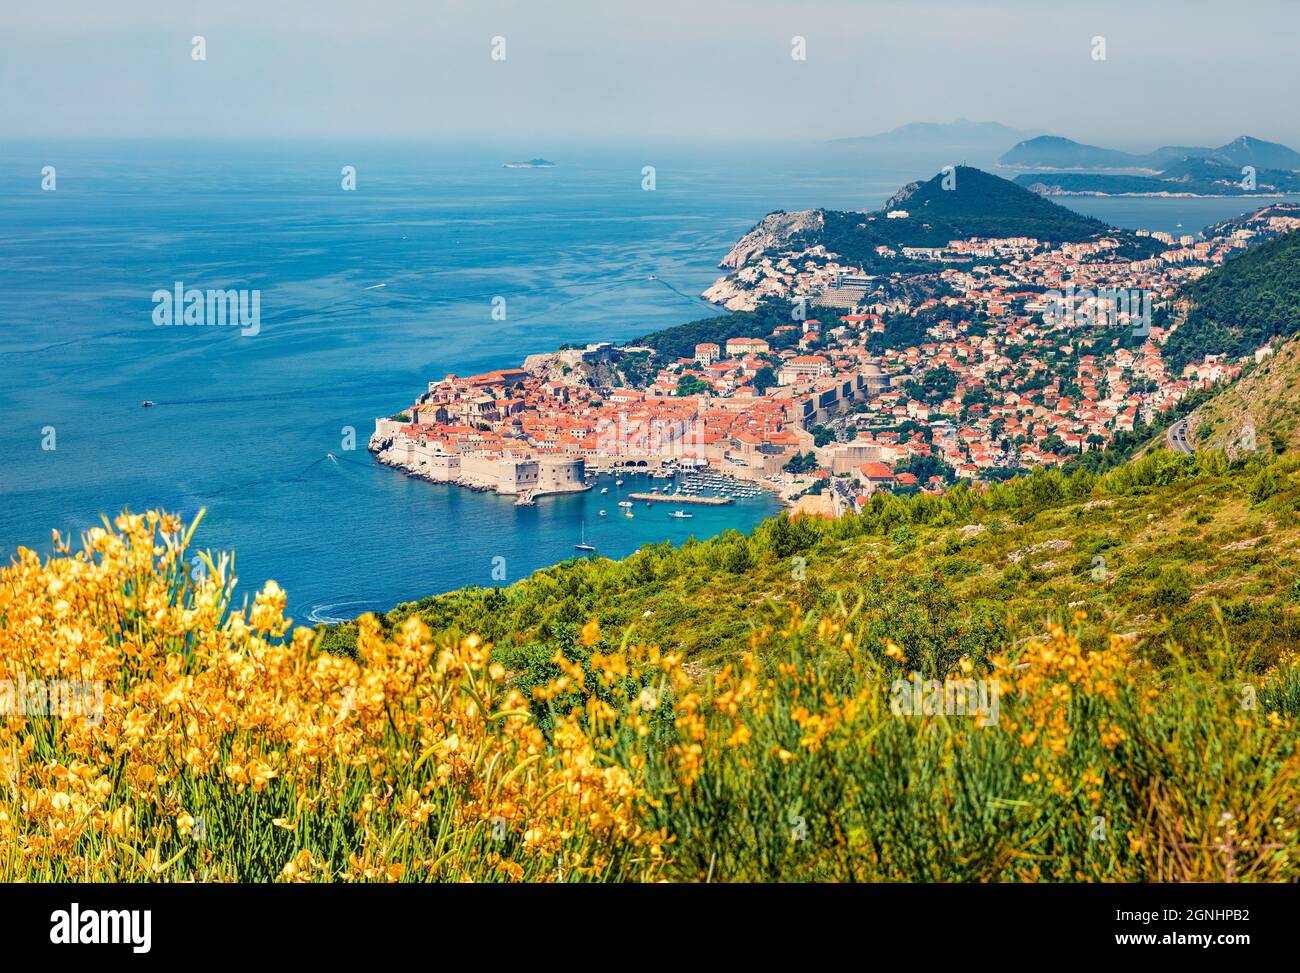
[1215,136,1300,171]
[716,166,1110,275]
[1163,226,1300,370]
[1002,134,1300,172]
[832,119,1040,148]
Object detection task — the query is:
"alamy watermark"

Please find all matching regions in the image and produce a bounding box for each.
[1,675,104,725]
[1042,285,1153,336]
[595,413,705,459]
[889,671,1001,727]
[152,281,261,336]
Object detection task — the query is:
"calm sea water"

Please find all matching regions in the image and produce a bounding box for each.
[0,140,1278,620]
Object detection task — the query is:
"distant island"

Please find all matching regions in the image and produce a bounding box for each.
[1002,135,1300,198]
[1000,134,1300,173]
[1016,156,1300,198]
[502,158,557,169]
[830,118,1042,149]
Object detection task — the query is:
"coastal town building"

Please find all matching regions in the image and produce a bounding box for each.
[371,204,1292,511]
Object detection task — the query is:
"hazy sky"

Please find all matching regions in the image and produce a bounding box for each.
[4,0,1298,147]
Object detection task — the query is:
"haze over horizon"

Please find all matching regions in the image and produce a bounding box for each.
[3,0,1299,149]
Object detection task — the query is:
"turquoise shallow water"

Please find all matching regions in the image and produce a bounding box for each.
[0,140,1272,620]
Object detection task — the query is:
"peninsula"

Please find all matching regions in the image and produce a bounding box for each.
[371,167,1300,515]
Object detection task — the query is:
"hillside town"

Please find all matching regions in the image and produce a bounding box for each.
[370,203,1300,515]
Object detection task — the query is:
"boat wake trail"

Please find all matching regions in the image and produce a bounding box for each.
[304,599,390,624]
[650,275,716,310]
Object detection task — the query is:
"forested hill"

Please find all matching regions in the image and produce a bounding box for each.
[1164,227,1300,370]
[325,451,1300,680]
[711,166,1119,277]
[811,166,1109,263]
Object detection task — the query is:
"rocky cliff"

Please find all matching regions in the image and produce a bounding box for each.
[718,209,824,269]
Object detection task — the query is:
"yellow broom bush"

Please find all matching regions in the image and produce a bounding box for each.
[1,510,1297,881]
[0,511,670,881]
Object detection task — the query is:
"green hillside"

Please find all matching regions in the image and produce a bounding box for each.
[327,450,1300,682]
[301,448,1300,881]
[806,167,1108,266]
[1164,227,1300,369]
[1190,335,1300,456]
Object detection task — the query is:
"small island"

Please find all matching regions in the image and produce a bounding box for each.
[502,158,557,169]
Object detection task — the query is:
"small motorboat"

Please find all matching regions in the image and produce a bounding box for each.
[617,501,633,508]
[615,479,624,486]
[670,510,693,519]
[140,400,155,408]
[600,487,608,494]
[598,510,607,517]
[625,509,634,519]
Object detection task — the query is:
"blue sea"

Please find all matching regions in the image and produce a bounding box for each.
[0,140,1283,621]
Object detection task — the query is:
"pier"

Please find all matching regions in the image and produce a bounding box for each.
[628,492,733,505]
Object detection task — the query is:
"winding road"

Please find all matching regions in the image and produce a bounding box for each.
[1167,418,1195,454]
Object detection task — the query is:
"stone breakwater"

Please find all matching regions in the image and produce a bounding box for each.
[628,492,732,505]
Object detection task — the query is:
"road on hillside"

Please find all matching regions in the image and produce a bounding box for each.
[1167,418,1195,454]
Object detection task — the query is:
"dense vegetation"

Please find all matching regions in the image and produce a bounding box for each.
[5,470,1299,881]
[634,300,798,361]
[338,450,1300,685]
[1164,228,1300,369]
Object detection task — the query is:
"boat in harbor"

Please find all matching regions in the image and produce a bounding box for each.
[575,523,596,552]
[598,509,606,517]
[617,500,633,508]
[140,400,155,408]
[600,487,608,494]
[625,509,634,519]
[670,510,693,519]
[615,479,624,486]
